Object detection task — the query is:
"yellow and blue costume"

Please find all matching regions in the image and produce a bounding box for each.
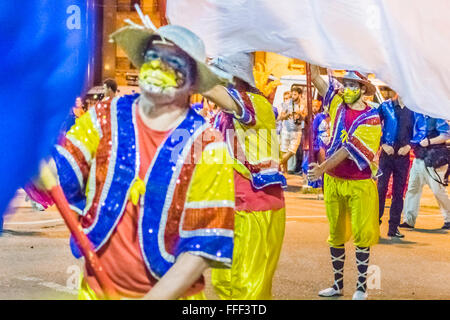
[211,87,286,300]
[53,94,236,299]
[324,93,381,248]
[319,88,381,298]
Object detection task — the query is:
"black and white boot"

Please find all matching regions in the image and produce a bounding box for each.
[353,246,370,300]
[319,247,345,297]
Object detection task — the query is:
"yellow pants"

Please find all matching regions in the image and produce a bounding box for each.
[324,174,379,248]
[78,273,206,300]
[211,207,286,300]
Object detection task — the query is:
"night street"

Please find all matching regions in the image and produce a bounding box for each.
[2,176,449,300]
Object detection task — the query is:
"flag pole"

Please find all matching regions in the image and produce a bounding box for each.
[40,164,119,300]
[305,63,315,164]
[158,0,169,26]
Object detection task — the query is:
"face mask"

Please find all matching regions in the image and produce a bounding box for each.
[139,59,178,89]
[343,87,361,104]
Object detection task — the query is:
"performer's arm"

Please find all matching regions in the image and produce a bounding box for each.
[311,65,329,98]
[203,85,242,116]
[308,147,349,181]
[142,253,208,300]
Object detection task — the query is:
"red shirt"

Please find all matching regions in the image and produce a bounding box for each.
[328,105,372,180]
[234,172,285,212]
[85,110,175,298]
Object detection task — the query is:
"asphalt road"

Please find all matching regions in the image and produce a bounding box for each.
[1,177,449,300]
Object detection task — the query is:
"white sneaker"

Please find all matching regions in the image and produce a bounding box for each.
[318,287,343,297]
[352,290,368,300]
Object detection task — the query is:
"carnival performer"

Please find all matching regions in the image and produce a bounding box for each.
[203,52,286,300]
[308,103,331,189]
[308,66,381,300]
[377,95,414,238]
[399,113,450,230]
[35,23,236,300]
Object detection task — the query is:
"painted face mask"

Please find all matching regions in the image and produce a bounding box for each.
[139,59,178,89]
[139,44,191,94]
[343,86,361,104]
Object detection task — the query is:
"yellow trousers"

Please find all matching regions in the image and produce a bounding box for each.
[211,207,286,300]
[78,273,206,300]
[324,174,379,248]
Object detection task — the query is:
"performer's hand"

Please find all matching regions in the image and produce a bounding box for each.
[420,138,430,147]
[307,162,324,182]
[397,144,411,156]
[382,144,395,155]
[34,159,58,191]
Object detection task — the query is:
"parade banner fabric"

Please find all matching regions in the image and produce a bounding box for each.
[167,0,450,120]
[0,1,94,215]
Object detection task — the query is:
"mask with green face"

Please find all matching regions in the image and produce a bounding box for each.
[139,59,178,89]
[343,87,361,104]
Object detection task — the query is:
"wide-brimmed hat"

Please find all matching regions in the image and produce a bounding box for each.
[209,52,256,88]
[109,25,232,93]
[333,70,376,96]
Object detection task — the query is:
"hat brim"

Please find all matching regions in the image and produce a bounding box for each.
[110,26,231,93]
[335,76,376,96]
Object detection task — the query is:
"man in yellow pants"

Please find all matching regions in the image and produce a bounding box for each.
[204,52,286,300]
[308,67,381,300]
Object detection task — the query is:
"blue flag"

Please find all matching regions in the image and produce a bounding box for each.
[0,1,94,218]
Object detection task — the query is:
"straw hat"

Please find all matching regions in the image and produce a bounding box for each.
[209,52,256,88]
[109,25,232,93]
[333,70,376,96]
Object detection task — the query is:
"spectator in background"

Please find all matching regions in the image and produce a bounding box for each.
[276,91,291,136]
[307,101,330,190]
[102,78,118,102]
[377,95,414,238]
[73,97,85,118]
[299,98,324,178]
[280,85,304,173]
[400,114,450,230]
[311,101,330,167]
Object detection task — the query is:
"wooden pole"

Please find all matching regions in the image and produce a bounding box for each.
[305,63,315,164]
[40,165,119,300]
[158,0,169,26]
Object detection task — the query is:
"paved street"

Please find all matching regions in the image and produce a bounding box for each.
[1,176,449,300]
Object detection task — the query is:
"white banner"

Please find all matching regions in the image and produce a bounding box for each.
[167,0,450,119]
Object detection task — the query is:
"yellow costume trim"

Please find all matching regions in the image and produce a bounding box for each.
[352,124,382,155]
[233,92,280,166]
[129,177,146,206]
[67,109,100,159]
[187,142,235,204]
[78,273,206,300]
[211,207,286,300]
[340,129,349,143]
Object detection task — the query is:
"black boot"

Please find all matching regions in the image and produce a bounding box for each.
[318,246,345,297]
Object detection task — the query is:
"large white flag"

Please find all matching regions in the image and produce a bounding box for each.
[167,0,450,119]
